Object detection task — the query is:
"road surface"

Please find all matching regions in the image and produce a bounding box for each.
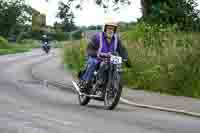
[0,49,199,133]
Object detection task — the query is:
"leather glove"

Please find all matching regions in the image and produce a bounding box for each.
[124,59,132,68]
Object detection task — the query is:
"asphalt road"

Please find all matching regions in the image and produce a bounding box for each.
[0,49,200,133]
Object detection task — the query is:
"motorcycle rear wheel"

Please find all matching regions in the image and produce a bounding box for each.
[78,94,90,106]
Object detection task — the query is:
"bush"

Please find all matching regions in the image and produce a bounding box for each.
[30,31,43,40]
[0,36,36,55]
[51,41,64,48]
[15,39,40,49]
[123,40,200,98]
[63,40,86,74]
[54,32,69,41]
[0,36,11,49]
[0,48,29,55]
[123,23,178,47]
[16,32,29,43]
[122,23,200,98]
[73,30,82,40]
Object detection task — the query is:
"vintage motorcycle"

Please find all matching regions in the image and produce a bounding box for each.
[72,52,124,110]
[42,42,51,54]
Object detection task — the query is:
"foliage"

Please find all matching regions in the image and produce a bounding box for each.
[0,36,39,55]
[122,23,200,98]
[123,22,178,47]
[87,25,102,31]
[71,0,130,12]
[141,0,200,31]
[0,49,26,55]
[30,31,44,40]
[16,31,32,43]
[53,0,200,31]
[56,1,76,32]
[63,40,86,73]
[72,30,83,40]
[0,0,32,37]
[16,39,40,48]
[0,36,11,49]
[54,32,69,41]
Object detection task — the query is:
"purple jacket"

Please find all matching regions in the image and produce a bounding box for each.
[87,32,128,60]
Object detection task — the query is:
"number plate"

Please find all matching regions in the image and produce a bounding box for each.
[110,55,122,64]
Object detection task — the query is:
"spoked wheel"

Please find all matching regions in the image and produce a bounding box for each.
[104,74,122,110]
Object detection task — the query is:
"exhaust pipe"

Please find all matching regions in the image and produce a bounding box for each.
[72,81,82,95]
[72,81,102,98]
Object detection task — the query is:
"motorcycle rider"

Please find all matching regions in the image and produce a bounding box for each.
[41,34,50,52]
[41,34,49,44]
[80,18,131,93]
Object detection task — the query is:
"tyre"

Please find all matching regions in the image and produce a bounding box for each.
[104,73,122,110]
[77,83,90,106]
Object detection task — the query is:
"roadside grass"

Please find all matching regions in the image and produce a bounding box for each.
[63,40,86,74]
[0,37,41,55]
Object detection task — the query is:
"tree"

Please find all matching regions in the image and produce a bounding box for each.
[56,1,76,32]
[0,0,32,37]
[54,22,63,32]
[49,0,200,31]
[142,0,200,30]
[141,0,152,17]
[56,0,131,13]
[87,25,101,30]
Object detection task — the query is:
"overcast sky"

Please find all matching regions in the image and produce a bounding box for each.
[26,0,200,26]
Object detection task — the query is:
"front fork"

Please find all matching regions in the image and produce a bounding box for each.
[106,64,122,95]
[105,64,113,93]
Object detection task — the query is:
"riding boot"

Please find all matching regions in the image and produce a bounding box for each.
[79,80,91,94]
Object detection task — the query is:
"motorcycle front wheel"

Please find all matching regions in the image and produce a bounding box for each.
[104,73,122,110]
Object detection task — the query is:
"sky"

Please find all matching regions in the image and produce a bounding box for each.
[26,0,200,26]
